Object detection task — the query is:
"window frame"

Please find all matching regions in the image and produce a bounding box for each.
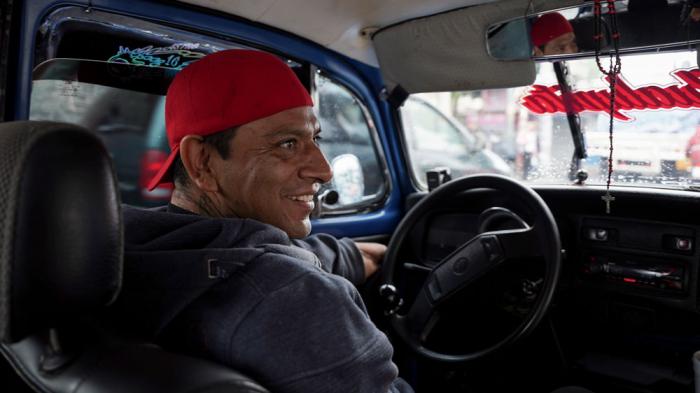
[311,67,392,217]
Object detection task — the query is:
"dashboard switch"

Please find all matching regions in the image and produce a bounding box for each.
[662,234,694,253]
[587,228,608,241]
[674,237,692,251]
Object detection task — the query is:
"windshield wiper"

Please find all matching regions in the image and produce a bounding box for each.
[553,61,587,180]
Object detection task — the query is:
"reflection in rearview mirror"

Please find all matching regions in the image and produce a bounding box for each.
[488,0,700,61]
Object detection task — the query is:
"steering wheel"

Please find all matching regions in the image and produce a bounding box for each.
[379,174,561,362]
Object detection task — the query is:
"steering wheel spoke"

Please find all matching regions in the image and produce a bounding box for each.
[492,226,541,260]
[403,292,441,342]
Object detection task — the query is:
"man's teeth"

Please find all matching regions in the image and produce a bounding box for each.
[289,195,314,202]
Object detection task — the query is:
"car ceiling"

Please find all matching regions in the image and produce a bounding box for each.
[176,0,582,91]
[178,0,499,66]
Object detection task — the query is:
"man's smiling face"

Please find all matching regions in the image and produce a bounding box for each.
[211,106,332,238]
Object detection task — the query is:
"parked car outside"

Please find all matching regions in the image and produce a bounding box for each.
[401,96,513,188]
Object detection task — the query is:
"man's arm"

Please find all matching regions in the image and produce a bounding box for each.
[292,234,386,285]
[229,265,412,393]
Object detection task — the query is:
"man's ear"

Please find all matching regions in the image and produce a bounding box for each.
[179,135,219,192]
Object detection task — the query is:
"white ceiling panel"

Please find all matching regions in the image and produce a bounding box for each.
[178,0,499,65]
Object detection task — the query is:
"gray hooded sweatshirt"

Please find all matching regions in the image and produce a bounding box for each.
[111,205,413,393]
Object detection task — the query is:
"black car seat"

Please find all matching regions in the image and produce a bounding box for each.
[0,121,269,393]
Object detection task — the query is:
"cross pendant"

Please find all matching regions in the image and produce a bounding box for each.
[601,192,615,214]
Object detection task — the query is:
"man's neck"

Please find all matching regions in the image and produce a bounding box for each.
[171,188,228,218]
[166,203,195,215]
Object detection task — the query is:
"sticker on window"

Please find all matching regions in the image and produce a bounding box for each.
[108,44,205,70]
[521,68,700,121]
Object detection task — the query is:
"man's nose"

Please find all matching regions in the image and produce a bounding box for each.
[300,143,333,183]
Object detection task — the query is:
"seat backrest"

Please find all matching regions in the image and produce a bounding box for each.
[0,121,269,393]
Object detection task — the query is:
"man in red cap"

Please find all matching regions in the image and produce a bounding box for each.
[531,12,578,56]
[113,49,413,393]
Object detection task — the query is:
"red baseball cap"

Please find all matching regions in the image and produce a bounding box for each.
[531,12,573,47]
[147,49,313,191]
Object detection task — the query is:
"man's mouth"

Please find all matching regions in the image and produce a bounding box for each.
[287,194,314,203]
[286,194,315,213]
[285,185,320,213]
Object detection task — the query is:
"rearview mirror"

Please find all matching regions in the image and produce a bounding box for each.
[487,0,700,60]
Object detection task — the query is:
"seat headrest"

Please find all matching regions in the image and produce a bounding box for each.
[0,121,123,343]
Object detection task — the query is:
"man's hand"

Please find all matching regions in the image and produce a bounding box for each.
[355,242,387,280]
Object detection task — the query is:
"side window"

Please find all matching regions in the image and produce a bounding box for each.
[29,76,164,206]
[314,74,387,211]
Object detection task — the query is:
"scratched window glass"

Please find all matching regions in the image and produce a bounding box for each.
[402,49,700,189]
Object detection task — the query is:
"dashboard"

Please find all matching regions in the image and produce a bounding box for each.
[406,185,700,310]
[401,185,700,389]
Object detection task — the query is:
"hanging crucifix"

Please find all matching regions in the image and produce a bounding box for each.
[594,0,621,214]
[601,191,615,214]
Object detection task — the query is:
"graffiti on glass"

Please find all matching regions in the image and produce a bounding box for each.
[108,44,205,70]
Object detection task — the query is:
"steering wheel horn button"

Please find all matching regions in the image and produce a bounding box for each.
[421,233,511,306]
[452,257,470,275]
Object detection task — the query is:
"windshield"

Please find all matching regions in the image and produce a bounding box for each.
[402,49,700,189]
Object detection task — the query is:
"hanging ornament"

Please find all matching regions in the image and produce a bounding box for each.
[594,0,622,214]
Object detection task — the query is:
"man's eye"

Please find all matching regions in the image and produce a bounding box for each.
[279,139,296,149]
[313,135,323,145]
